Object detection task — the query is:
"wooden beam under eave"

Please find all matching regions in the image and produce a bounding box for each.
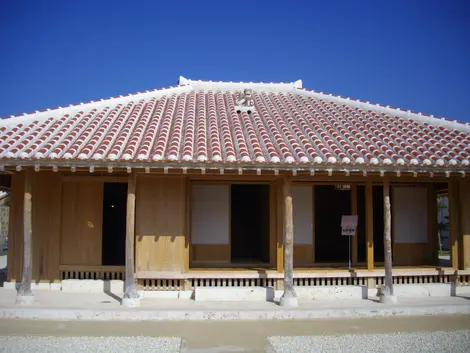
[351,183,358,267]
[366,180,374,270]
[16,168,34,304]
[448,179,460,270]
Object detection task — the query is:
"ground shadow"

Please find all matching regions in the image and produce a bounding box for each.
[103,280,123,303]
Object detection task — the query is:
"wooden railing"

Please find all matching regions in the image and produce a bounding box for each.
[58,267,469,290]
[59,265,125,280]
[138,279,184,291]
[136,272,470,291]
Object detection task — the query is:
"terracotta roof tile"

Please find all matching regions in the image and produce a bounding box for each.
[0,78,469,168]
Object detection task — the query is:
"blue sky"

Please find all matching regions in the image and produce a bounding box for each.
[1,0,469,122]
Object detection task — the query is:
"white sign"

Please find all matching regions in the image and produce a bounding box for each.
[341,215,358,236]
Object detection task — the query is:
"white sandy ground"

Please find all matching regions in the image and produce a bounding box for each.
[0,315,469,352]
[1,331,470,352]
[0,336,182,353]
[268,330,470,353]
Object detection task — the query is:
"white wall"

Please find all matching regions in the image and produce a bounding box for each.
[393,187,428,243]
[191,184,230,244]
[293,186,313,244]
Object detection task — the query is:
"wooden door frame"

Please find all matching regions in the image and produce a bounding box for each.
[188,178,276,268]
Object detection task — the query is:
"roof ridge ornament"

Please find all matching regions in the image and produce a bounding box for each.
[178,76,189,86]
[293,79,303,89]
[235,88,255,114]
[236,88,254,107]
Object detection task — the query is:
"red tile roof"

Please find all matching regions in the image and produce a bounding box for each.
[1,77,469,170]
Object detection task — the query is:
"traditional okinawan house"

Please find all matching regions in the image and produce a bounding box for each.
[0,76,469,306]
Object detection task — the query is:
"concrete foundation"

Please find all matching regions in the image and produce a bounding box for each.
[5,282,55,291]
[368,288,378,298]
[61,280,124,293]
[394,284,450,297]
[50,283,62,291]
[178,291,193,299]
[457,286,470,296]
[15,295,34,305]
[4,280,469,302]
[121,297,140,308]
[138,290,178,299]
[140,290,193,299]
[378,284,470,298]
[293,286,367,300]
[195,287,271,301]
[380,295,399,304]
[279,296,299,307]
[61,280,104,293]
[195,286,367,302]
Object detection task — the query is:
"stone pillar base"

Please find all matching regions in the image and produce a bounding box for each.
[121,297,141,307]
[279,296,299,307]
[16,294,35,305]
[379,295,399,304]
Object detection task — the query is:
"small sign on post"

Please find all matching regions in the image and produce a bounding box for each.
[341,215,358,236]
[341,215,358,269]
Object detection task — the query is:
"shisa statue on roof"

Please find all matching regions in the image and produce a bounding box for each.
[237,88,253,107]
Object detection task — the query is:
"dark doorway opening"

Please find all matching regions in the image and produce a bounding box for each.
[102,183,127,266]
[315,185,351,263]
[357,185,366,263]
[373,186,385,263]
[231,184,270,264]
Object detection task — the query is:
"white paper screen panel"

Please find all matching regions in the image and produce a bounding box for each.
[191,184,230,244]
[293,186,313,245]
[393,187,428,244]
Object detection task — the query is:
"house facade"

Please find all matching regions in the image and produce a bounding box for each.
[1,77,469,304]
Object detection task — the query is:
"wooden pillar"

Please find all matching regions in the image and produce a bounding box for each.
[366,180,374,270]
[311,185,316,264]
[460,178,470,269]
[16,168,34,304]
[184,177,190,272]
[351,184,358,267]
[269,181,276,267]
[280,175,298,307]
[276,179,284,273]
[122,171,139,306]
[427,184,438,265]
[382,180,394,298]
[448,180,460,270]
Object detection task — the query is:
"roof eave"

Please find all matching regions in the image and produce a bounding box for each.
[1,159,469,175]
